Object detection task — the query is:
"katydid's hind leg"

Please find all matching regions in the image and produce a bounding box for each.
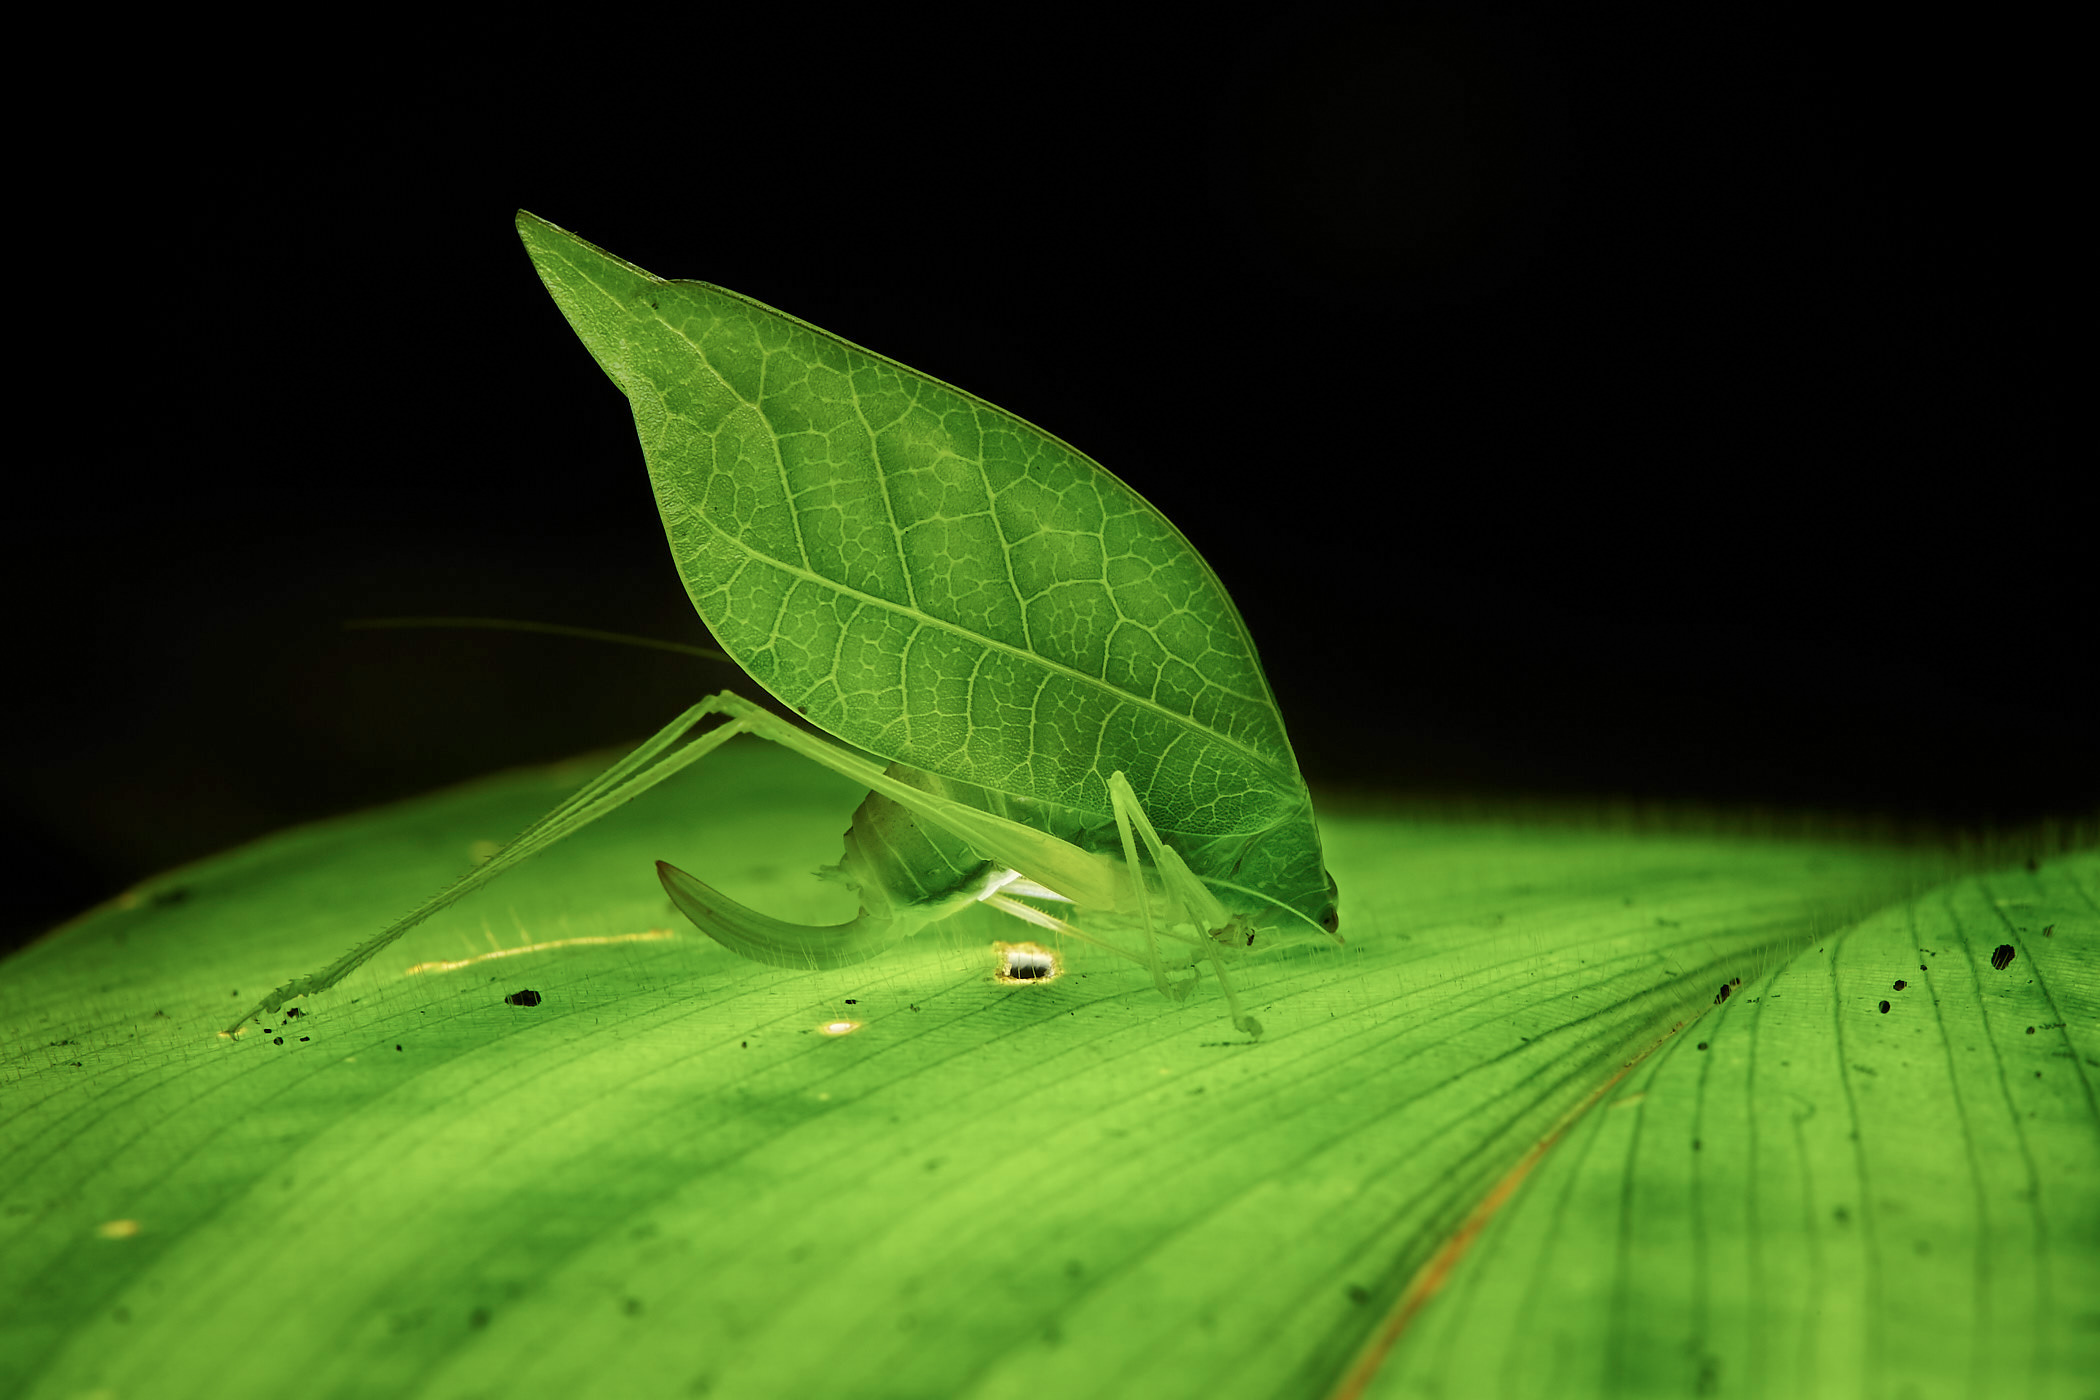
[1106,772,1263,1039]
[224,693,764,1035]
[657,862,910,970]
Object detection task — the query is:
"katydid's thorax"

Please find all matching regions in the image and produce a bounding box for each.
[831,763,1336,943]
[826,764,1092,922]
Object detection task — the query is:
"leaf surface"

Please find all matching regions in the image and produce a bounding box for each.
[514,210,1304,841]
[7,742,2087,1399]
[1364,847,2100,1400]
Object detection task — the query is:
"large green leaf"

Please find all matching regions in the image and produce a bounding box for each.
[514,210,1306,842]
[6,740,2087,1398]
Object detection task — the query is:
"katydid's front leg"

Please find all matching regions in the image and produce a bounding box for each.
[224,694,767,1034]
[1105,771,1263,1039]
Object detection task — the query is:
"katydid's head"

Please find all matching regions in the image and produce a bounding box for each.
[1185,809,1342,950]
[1208,855,1341,950]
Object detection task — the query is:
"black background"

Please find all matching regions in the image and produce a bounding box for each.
[7,9,2085,956]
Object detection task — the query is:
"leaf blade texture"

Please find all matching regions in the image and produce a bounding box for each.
[5,745,2089,1400]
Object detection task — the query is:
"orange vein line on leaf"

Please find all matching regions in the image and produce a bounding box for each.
[1329,1017,1694,1400]
[402,929,677,976]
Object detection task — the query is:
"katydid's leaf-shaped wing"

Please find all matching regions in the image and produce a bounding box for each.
[515,211,1306,847]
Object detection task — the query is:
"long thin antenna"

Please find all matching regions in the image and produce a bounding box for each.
[345,616,731,665]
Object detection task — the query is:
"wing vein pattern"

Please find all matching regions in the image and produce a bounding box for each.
[523,216,1308,841]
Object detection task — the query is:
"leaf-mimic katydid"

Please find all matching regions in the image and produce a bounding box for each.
[228,211,1340,1040]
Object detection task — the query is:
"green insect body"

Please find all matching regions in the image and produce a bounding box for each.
[228,211,1338,1040]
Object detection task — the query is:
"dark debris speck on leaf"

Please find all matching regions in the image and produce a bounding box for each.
[1893,980,1906,991]
[1878,1001,1890,1014]
[1991,945,2016,971]
[504,989,543,1008]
